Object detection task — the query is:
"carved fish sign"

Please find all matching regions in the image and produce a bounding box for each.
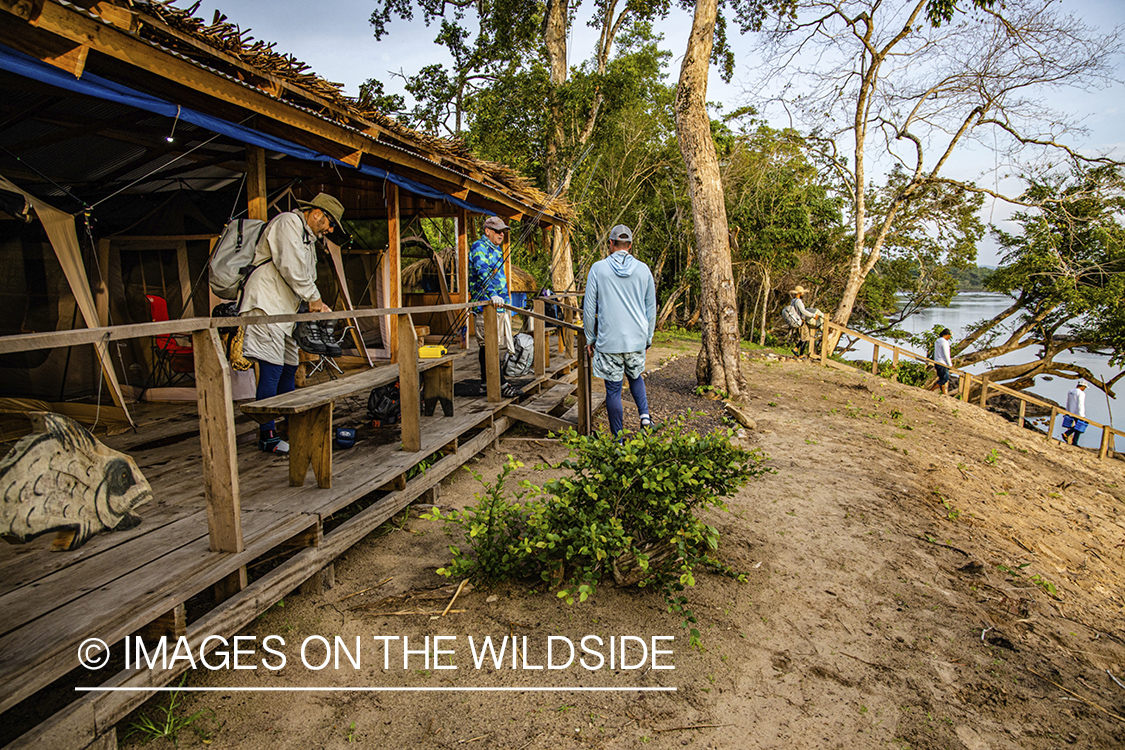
[1,412,152,551]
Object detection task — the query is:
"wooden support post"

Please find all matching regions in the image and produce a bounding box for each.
[502,222,512,299]
[298,564,335,596]
[979,378,989,407]
[484,304,501,402]
[192,328,243,555]
[563,306,575,357]
[1100,427,1111,460]
[1018,398,1027,429]
[820,322,830,366]
[246,145,268,221]
[95,239,111,326]
[288,404,332,488]
[422,360,454,417]
[891,348,900,382]
[577,331,592,435]
[533,299,547,377]
[214,568,247,604]
[1048,407,1058,442]
[398,312,421,451]
[386,183,401,362]
[871,344,879,375]
[961,374,972,402]
[137,603,186,641]
[457,209,470,347]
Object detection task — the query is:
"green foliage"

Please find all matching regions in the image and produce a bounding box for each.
[423,418,772,637]
[126,676,219,747]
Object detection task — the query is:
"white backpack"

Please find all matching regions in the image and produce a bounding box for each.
[209,219,268,300]
[781,301,803,328]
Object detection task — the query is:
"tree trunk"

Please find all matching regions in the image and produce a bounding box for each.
[759,267,770,346]
[675,0,744,398]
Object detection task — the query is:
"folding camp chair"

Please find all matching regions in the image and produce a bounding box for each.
[145,294,194,387]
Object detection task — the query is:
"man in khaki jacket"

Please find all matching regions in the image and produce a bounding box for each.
[240,193,343,453]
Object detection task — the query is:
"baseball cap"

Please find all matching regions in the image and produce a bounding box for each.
[483,216,509,231]
[1077,380,1088,388]
[608,224,632,242]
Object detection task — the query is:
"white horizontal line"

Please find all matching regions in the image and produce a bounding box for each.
[77,686,676,693]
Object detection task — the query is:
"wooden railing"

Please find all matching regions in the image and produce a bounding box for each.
[820,321,1123,460]
[0,300,592,562]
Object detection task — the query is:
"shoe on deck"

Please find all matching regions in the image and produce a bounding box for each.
[501,383,524,399]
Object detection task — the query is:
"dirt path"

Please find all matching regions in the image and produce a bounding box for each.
[124,347,1125,750]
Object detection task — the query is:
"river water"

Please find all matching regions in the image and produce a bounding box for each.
[841,292,1122,447]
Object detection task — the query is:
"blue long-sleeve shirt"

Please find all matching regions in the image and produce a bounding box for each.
[583,251,656,353]
[468,235,508,311]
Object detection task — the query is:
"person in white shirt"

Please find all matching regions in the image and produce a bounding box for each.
[930,328,953,395]
[788,286,823,359]
[1062,380,1088,445]
[240,193,343,454]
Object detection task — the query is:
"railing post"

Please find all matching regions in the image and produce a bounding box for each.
[193,327,245,600]
[533,299,547,378]
[398,313,421,452]
[979,377,989,407]
[1047,407,1058,442]
[1018,399,1026,429]
[872,344,879,375]
[891,348,899,382]
[563,305,575,358]
[820,322,830,365]
[484,303,501,402]
[577,331,592,435]
[961,374,972,402]
[1099,427,1111,460]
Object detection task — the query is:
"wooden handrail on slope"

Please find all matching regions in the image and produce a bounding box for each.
[820,321,1122,461]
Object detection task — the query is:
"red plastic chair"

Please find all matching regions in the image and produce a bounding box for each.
[145,294,194,386]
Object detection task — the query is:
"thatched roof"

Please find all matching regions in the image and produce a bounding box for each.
[130,0,572,223]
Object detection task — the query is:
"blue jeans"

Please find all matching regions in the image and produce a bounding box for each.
[604,374,649,437]
[254,360,298,432]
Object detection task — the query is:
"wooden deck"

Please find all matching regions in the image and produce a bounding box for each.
[0,346,582,750]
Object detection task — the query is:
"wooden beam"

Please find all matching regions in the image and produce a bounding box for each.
[192,328,243,554]
[95,239,110,327]
[457,209,470,345]
[577,331,592,435]
[484,304,501,402]
[246,145,268,221]
[501,403,572,433]
[325,238,373,367]
[398,313,420,452]
[386,183,401,362]
[533,299,546,377]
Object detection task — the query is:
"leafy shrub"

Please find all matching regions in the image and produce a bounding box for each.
[423,417,772,643]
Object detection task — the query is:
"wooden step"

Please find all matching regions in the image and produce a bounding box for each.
[525,382,576,414]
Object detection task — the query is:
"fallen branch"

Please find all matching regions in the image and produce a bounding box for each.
[913,534,971,557]
[365,609,466,616]
[654,724,732,733]
[437,579,469,619]
[1027,668,1125,722]
[337,577,393,603]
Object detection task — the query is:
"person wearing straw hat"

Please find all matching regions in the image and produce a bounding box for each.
[1062,380,1089,446]
[469,215,521,398]
[787,285,823,359]
[240,192,344,454]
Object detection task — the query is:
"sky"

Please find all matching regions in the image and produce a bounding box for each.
[192,0,1125,266]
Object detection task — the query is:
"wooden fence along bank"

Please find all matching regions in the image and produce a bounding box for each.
[0,300,595,750]
[818,321,1123,461]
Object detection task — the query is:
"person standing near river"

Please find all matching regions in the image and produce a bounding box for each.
[1062,380,1089,445]
[930,328,953,396]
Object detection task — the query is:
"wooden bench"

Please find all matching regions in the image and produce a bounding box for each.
[241,354,456,488]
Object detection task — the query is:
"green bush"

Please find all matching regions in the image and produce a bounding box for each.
[423,417,773,643]
[843,357,932,387]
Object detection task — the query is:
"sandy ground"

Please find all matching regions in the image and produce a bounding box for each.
[120,345,1125,750]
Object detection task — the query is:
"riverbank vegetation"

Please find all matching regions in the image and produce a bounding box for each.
[366,0,1124,398]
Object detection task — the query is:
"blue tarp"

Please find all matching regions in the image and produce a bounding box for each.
[0,43,493,215]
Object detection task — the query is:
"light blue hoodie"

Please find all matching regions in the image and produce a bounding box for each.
[584,251,656,353]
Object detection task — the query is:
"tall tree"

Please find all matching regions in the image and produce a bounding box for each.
[754,0,1123,348]
[676,0,745,396]
[951,165,1125,396]
[368,0,672,294]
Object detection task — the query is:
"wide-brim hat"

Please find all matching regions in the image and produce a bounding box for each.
[483,216,509,231]
[297,193,345,230]
[790,285,808,296]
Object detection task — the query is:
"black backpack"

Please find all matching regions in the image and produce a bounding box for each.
[367,383,401,427]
